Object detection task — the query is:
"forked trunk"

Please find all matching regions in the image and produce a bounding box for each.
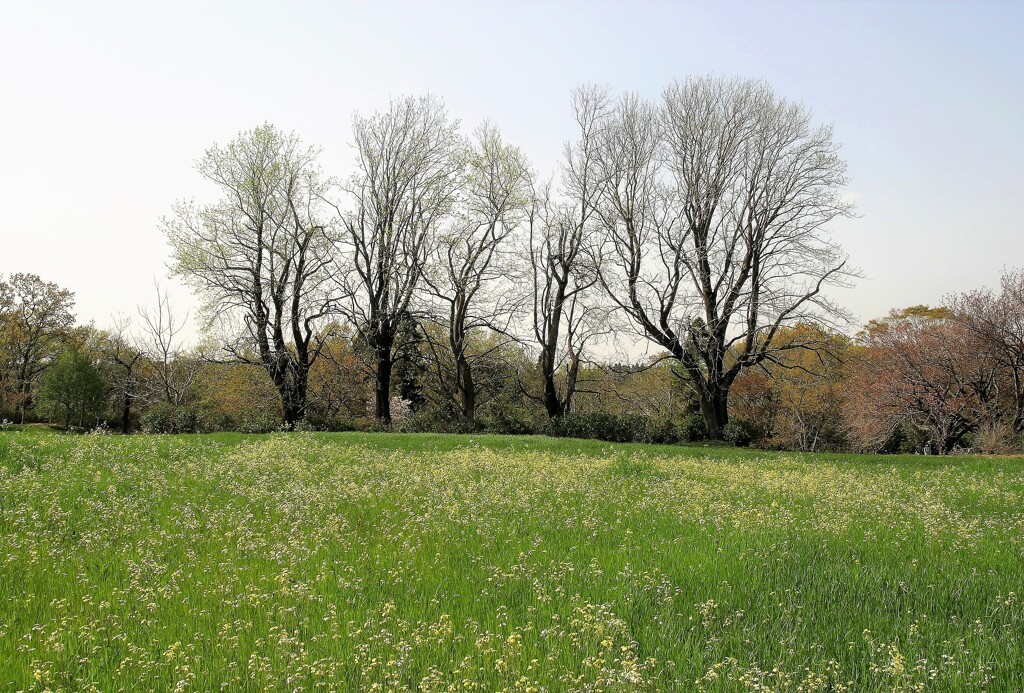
[282,392,306,431]
[539,339,569,419]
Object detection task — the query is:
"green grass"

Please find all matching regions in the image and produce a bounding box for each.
[1,430,1023,691]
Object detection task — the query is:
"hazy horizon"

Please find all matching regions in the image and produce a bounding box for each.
[2,0,1022,344]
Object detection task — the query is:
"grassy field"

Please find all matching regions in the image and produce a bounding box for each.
[1,431,1023,691]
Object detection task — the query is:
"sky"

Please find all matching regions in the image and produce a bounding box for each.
[1,0,1022,343]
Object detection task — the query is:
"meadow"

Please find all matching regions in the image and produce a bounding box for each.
[1,430,1023,691]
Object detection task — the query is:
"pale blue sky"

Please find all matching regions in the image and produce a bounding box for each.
[1,0,1021,337]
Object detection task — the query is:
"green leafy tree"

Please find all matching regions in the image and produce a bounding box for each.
[39,350,107,429]
[0,273,77,422]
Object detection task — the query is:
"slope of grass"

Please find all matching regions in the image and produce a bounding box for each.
[1,430,1022,691]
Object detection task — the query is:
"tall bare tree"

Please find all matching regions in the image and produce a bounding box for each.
[527,86,611,418]
[164,124,339,428]
[422,122,532,422]
[596,77,855,438]
[332,96,464,423]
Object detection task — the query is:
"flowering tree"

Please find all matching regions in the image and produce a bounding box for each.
[949,269,1024,431]
[846,306,999,453]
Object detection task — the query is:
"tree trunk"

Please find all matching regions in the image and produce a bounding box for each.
[265,358,310,431]
[18,385,29,424]
[1013,369,1024,432]
[541,347,566,419]
[698,386,729,440]
[282,387,307,431]
[374,354,393,423]
[457,357,475,422]
[563,351,580,416]
[119,392,132,434]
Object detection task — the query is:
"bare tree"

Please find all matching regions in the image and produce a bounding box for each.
[331,96,464,423]
[596,77,855,438]
[164,124,339,428]
[138,281,198,406]
[99,315,146,433]
[421,122,532,422]
[526,86,611,418]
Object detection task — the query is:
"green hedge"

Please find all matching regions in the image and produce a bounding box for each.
[542,412,702,445]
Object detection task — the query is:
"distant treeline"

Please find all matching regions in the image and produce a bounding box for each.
[3,269,1024,455]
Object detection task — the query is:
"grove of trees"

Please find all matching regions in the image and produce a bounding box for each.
[3,76,1021,454]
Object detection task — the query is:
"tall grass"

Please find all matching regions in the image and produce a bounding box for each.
[1,431,1022,690]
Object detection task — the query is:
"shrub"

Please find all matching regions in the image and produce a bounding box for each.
[543,412,696,445]
[140,403,181,434]
[478,404,540,436]
[544,412,650,444]
[140,403,220,434]
[722,418,761,447]
[973,421,1022,455]
[234,411,281,434]
[645,416,681,444]
[296,417,357,433]
[874,423,928,454]
[397,405,479,434]
[173,407,202,433]
[677,414,707,442]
